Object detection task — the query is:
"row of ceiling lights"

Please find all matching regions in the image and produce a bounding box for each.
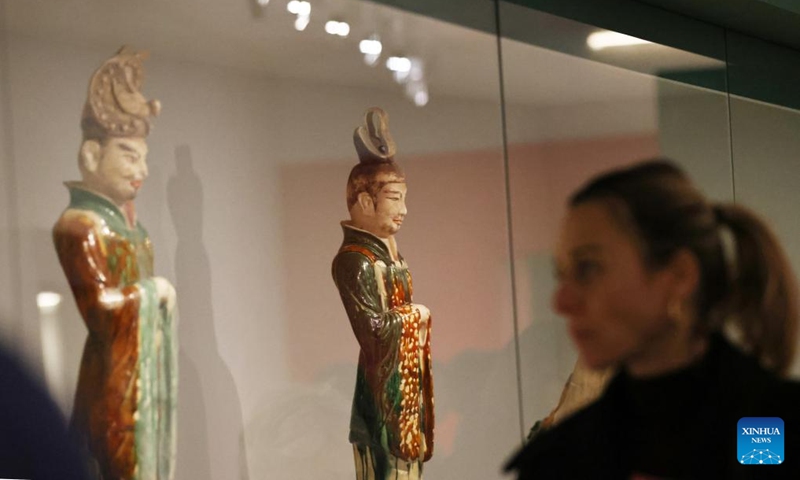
[257,0,429,106]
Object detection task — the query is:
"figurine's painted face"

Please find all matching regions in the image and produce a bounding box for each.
[552,201,678,372]
[373,182,408,237]
[82,137,149,206]
[358,180,408,239]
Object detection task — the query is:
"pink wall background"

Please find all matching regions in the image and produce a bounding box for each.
[508,134,660,331]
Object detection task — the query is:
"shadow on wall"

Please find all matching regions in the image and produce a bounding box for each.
[424,340,523,479]
[167,145,250,480]
[243,374,354,478]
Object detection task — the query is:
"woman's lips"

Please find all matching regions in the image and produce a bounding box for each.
[131,180,143,189]
[569,324,595,342]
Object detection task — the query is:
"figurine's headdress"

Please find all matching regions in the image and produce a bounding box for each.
[353,107,396,163]
[347,107,405,209]
[81,46,161,141]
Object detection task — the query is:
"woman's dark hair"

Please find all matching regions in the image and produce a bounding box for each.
[571,159,798,375]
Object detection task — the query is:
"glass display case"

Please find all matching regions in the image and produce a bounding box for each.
[498,4,732,430]
[1,0,800,478]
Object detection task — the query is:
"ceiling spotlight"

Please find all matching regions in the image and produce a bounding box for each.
[287,0,311,16]
[295,14,310,31]
[287,0,311,31]
[587,30,651,50]
[359,38,382,56]
[325,20,350,37]
[359,35,382,66]
[387,56,413,83]
[386,56,411,73]
[256,0,270,6]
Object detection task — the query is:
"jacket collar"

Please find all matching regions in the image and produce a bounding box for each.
[340,221,398,263]
[65,182,141,235]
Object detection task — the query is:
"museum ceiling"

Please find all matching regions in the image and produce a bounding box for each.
[2,0,722,109]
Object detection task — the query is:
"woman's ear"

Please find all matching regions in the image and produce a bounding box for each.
[80,140,102,174]
[669,248,701,302]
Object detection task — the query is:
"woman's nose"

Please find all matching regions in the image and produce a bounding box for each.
[553,282,580,317]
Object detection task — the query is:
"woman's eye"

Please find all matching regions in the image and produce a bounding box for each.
[575,260,601,282]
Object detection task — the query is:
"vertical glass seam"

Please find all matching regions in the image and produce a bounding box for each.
[0,0,23,347]
[723,28,738,203]
[494,0,526,443]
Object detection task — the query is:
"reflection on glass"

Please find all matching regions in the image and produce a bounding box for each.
[728,97,800,376]
[499,4,731,436]
[36,291,63,312]
[38,291,67,414]
[586,30,651,51]
[500,5,725,89]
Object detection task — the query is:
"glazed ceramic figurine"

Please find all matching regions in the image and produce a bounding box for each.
[53,46,178,480]
[332,107,434,480]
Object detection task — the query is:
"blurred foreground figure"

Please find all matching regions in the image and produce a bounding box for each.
[53,47,178,480]
[332,107,434,479]
[0,345,89,479]
[506,159,800,479]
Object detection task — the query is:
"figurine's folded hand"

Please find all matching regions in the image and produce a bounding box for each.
[413,304,430,346]
[413,304,430,323]
[153,276,177,313]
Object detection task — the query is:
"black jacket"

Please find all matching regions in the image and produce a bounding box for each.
[505,334,800,479]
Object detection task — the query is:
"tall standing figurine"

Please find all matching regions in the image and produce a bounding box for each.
[332,107,434,480]
[53,46,178,480]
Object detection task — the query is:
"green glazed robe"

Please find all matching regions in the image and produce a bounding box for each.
[332,223,434,476]
[53,184,177,480]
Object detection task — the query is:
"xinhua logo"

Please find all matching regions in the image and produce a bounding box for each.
[738,417,784,465]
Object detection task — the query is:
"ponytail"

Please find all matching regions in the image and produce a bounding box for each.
[714,203,799,375]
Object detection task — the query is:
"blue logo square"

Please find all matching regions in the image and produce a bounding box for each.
[738,417,784,465]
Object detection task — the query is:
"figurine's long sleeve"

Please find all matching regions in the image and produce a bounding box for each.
[333,251,409,358]
[54,211,145,336]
